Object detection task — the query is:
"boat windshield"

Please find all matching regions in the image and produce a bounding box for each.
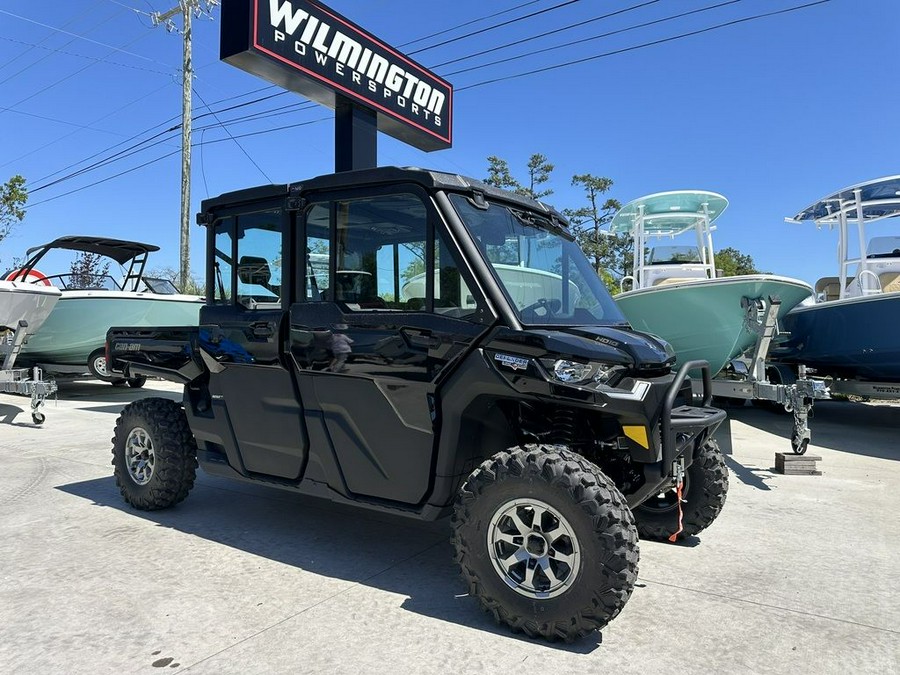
[142,277,181,294]
[44,273,120,291]
[450,194,626,326]
[646,245,702,264]
[866,236,900,258]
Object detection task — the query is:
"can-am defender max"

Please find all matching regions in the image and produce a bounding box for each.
[107,167,728,641]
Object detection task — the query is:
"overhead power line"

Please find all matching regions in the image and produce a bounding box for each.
[20,0,832,207]
[29,86,294,185]
[193,87,272,183]
[0,7,162,63]
[0,0,105,71]
[0,35,173,77]
[408,0,583,55]
[398,0,545,49]
[444,0,744,77]
[432,0,662,69]
[26,116,331,209]
[457,0,832,91]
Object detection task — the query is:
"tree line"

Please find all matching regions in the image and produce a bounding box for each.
[482,155,761,293]
[2,165,760,294]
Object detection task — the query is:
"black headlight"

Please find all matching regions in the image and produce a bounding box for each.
[541,358,627,388]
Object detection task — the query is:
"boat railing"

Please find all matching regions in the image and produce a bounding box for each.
[620,275,635,293]
[855,269,883,297]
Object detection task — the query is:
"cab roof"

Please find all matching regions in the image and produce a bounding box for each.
[198,166,568,225]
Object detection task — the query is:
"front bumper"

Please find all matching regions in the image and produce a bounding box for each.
[627,359,726,508]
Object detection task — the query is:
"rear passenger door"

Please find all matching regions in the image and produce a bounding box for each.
[200,205,308,481]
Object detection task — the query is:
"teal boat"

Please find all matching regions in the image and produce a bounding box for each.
[12,237,203,381]
[610,191,813,375]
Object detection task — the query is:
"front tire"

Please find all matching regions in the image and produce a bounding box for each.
[633,439,729,542]
[452,445,639,642]
[111,398,198,510]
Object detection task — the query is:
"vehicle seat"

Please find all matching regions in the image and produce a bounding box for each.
[880,272,900,294]
[238,256,272,286]
[406,297,426,311]
[814,276,841,301]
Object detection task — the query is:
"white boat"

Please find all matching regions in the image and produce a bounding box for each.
[610,190,813,376]
[8,236,203,382]
[0,278,61,338]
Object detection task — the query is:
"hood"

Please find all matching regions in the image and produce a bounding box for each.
[486,325,675,370]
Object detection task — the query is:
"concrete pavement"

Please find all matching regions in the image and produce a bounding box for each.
[1,381,898,674]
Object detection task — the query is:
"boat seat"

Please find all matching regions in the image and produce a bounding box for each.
[653,277,704,287]
[880,272,900,293]
[814,277,841,301]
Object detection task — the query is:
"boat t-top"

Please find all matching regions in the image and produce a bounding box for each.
[772,175,900,397]
[610,190,813,376]
[7,236,203,385]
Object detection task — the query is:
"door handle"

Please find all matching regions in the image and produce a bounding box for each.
[251,322,275,338]
[401,328,440,349]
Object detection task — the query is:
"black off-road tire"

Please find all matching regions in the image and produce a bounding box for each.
[111,397,198,510]
[452,445,639,642]
[127,376,147,389]
[633,439,729,542]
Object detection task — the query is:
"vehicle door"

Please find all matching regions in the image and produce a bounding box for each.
[201,205,308,480]
[289,186,491,505]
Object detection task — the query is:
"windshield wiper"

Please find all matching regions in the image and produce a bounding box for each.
[508,207,569,237]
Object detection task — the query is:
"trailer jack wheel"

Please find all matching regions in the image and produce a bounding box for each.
[791,434,809,455]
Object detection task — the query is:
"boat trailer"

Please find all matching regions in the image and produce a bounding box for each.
[691,295,828,454]
[1,321,56,424]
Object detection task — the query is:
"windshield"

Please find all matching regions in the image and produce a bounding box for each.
[647,245,702,264]
[142,277,181,294]
[450,194,626,326]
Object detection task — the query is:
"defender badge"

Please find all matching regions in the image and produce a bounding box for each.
[494,353,529,371]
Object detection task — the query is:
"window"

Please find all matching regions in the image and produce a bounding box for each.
[451,194,625,325]
[212,210,283,309]
[212,218,233,303]
[305,203,330,300]
[303,192,481,318]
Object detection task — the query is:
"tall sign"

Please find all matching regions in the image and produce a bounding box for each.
[221,0,453,154]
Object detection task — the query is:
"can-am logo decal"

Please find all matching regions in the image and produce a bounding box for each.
[494,353,530,372]
[221,0,453,151]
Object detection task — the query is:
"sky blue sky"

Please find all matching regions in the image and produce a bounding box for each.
[1,0,898,285]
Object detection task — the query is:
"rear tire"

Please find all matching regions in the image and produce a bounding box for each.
[633,439,729,542]
[111,397,197,510]
[452,445,639,641]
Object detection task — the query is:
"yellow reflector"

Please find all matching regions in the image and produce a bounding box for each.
[622,425,649,449]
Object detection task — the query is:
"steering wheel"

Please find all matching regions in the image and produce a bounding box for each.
[520,297,562,320]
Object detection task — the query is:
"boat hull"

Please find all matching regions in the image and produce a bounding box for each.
[771,292,900,382]
[18,291,202,369]
[0,281,62,336]
[615,275,813,375]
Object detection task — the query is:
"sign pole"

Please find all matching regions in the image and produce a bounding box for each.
[334,97,377,172]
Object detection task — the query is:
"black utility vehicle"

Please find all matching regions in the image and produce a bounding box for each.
[108,167,728,641]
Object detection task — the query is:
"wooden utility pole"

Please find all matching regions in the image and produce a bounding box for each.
[152,1,216,292]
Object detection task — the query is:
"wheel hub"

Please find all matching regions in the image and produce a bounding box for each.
[93,355,108,377]
[487,498,581,599]
[525,533,547,557]
[124,426,155,486]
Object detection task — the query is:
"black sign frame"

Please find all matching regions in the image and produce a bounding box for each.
[221,0,453,152]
